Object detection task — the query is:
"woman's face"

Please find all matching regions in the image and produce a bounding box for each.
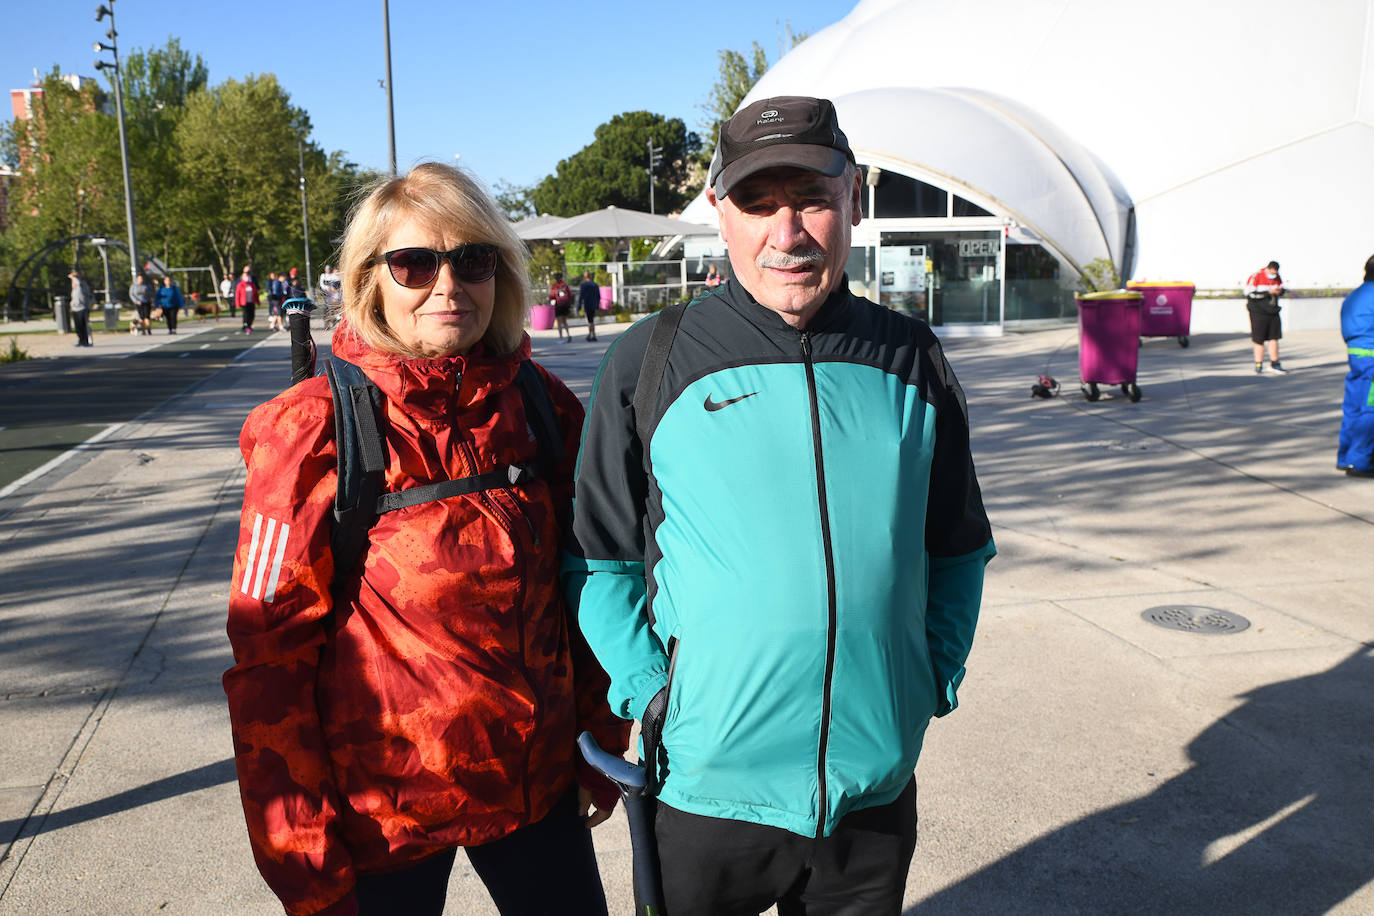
[377,213,496,358]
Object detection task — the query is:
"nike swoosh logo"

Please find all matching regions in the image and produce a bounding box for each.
[704,392,759,411]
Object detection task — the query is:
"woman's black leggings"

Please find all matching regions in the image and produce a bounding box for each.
[353,790,608,916]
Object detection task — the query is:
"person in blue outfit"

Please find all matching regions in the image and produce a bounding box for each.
[577,271,599,342]
[566,96,995,916]
[1337,254,1374,476]
[156,275,185,335]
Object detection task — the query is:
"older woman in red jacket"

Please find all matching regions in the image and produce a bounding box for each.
[225,162,628,916]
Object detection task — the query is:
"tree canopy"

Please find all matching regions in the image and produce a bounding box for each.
[530,111,701,217]
[696,28,809,168]
[1,39,363,303]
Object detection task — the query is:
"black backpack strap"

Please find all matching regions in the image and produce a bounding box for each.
[515,360,565,475]
[373,360,563,516]
[375,465,535,513]
[325,356,385,585]
[632,303,685,446]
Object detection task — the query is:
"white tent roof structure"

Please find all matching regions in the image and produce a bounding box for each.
[515,206,716,241]
[729,0,1374,289]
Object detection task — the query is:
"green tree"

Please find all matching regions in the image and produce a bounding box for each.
[530,111,701,217]
[117,39,209,268]
[492,179,536,221]
[698,41,768,166]
[696,27,809,169]
[175,74,313,283]
[2,69,123,269]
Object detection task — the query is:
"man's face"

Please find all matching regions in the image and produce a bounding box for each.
[1265,268,1278,280]
[709,165,861,328]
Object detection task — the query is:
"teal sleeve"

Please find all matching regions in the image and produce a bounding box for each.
[926,539,996,717]
[562,555,668,723]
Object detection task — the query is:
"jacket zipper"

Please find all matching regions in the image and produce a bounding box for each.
[663,635,680,715]
[458,435,538,819]
[801,332,839,840]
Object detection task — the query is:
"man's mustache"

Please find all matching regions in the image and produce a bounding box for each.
[756,248,825,269]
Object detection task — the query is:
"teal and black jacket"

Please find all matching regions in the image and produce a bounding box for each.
[566,281,995,838]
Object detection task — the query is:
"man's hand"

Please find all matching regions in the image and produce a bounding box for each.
[578,786,615,829]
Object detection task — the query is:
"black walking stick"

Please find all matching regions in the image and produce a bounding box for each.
[578,731,667,916]
[284,297,316,386]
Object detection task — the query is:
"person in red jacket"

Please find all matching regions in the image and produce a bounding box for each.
[225,161,629,916]
[235,265,260,334]
[1245,259,1287,373]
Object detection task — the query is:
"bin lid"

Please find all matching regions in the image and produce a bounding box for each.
[1126,281,1195,289]
[1077,289,1144,301]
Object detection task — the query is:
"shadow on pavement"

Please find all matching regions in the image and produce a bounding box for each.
[909,645,1374,915]
[1,758,236,845]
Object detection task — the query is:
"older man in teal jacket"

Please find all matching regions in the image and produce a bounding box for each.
[567,96,994,916]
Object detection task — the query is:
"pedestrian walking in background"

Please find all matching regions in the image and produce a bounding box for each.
[235,266,258,334]
[1338,253,1374,477]
[285,267,306,304]
[224,161,628,916]
[129,273,153,336]
[577,271,599,341]
[1246,259,1287,373]
[568,96,995,916]
[156,275,184,334]
[220,273,234,317]
[319,263,342,307]
[68,269,93,347]
[266,271,284,332]
[550,271,573,341]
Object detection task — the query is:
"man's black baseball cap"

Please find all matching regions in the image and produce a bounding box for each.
[708,96,855,199]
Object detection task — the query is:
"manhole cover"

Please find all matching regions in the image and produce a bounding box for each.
[1141,606,1250,635]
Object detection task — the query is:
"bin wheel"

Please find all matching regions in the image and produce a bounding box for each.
[1125,382,1142,402]
[1178,335,1190,348]
[1082,382,1100,402]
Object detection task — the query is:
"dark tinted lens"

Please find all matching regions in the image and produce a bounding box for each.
[386,248,440,287]
[452,244,498,283]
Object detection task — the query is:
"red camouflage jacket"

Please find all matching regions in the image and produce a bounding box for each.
[224,323,628,916]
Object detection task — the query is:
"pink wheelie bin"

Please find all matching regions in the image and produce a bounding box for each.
[1126,280,1194,347]
[1076,290,1143,402]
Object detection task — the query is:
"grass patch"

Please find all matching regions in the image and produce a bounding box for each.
[1,336,30,363]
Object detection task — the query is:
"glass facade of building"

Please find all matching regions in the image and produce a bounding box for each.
[847,163,1079,331]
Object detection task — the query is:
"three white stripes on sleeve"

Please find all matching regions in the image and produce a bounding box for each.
[240,513,291,603]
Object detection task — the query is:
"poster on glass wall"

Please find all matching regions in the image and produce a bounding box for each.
[879,244,928,317]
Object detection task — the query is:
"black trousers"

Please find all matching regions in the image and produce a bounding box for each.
[353,790,608,916]
[71,310,91,345]
[655,778,918,916]
[164,303,178,332]
[241,303,255,330]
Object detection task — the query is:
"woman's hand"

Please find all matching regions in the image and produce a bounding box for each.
[578,786,615,829]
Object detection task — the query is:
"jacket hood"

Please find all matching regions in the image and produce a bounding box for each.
[329,319,532,422]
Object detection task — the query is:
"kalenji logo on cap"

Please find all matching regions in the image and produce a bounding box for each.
[761,109,779,118]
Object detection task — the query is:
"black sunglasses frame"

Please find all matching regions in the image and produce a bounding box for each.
[369,243,499,288]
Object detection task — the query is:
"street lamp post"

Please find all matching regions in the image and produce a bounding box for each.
[93,1,140,287]
[383,0,397,175]
[646,139,663,215]
[298,140,313,292]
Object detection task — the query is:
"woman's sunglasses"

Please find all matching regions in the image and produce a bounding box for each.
[369,243,499,288]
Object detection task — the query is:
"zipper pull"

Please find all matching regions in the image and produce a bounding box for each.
[800,332,812,360]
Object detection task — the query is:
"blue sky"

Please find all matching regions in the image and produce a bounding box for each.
[3,0,852,193]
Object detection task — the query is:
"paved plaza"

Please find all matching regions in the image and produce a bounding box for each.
[1,317,1370,914]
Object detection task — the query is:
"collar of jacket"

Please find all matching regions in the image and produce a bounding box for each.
[330,319,531,421]
[719,275,854,338]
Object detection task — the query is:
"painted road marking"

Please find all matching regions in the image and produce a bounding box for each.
[199,344,210,350]
[0,423,124,499]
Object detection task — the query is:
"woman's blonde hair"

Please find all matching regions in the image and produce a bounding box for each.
[335,161,529,357]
